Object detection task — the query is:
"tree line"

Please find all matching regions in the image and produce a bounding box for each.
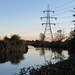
[32,28,75,52]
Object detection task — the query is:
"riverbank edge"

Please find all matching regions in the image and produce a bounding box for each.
[18,53,75,75]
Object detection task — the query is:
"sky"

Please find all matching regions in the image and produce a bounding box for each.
[0,0,75,40]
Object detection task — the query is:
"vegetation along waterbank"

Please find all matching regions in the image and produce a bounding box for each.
[0,34,28,54]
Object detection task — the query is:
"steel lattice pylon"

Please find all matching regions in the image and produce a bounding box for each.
[41,4,57,41]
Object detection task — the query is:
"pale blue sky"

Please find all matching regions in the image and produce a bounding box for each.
[0,0,75,40]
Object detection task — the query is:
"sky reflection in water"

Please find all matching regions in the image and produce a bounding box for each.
[0,46,69,75]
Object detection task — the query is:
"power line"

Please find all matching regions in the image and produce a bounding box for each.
[53,0,75,10]
[47,1,75,33]
[58,20,72,24]
[55,19,60,30]
[54,5,75,16]
[58,16,72,19]
[51,1,75,20]
[55,9,71,16]
[55,4,75,12]
[53,13,60,30]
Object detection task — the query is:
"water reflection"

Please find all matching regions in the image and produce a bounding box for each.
[36,48,69,64]
[0,46,70,75]
[0,49,28,64]
[0,46,69,65]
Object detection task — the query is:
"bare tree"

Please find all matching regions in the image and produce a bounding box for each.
[39,33,45,41]
[54,30,65,41]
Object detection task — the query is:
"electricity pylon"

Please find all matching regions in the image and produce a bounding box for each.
[41,4,57,41]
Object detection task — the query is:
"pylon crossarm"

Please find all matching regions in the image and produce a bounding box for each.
[41,17,48,19]
[43,10,54,13]
[50,17,57,19]
[42,23,56,25]
[41,17,57,19]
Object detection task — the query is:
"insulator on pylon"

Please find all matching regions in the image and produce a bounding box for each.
[43,11,45,13]
[53,11,54,14]
[73,20,75,22]
[55,18,57,20]
[41,17,42,19]
[73,14,75,16]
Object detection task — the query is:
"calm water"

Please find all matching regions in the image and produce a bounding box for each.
[0,46,69,75]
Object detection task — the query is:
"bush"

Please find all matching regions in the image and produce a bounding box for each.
[0,34,28,53]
